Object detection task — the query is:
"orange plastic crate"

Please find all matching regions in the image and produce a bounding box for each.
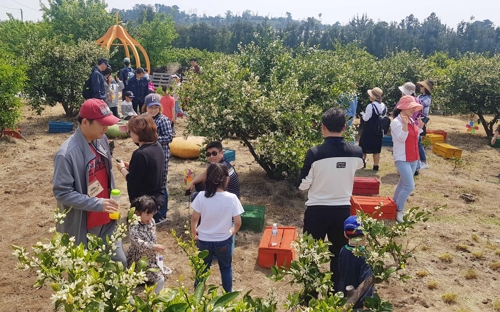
[350,196,397,220]
[426,129,447,141]
[258,226,296,268]
[353,177,380,195]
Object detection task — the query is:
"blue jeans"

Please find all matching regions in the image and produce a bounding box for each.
[394,161,418,212]
[196,236,233,292]
[416,136,426,171]
[159,187,168,218]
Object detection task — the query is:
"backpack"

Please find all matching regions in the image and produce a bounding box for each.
[82,75,92,99]
[372,104,391,135]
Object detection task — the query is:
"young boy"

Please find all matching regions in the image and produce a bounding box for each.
[160,86,176,126]
[338,216,374,311]
[186,141,240,198]
[121,91,137,120]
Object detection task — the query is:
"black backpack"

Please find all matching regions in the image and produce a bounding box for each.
[372,104,391,135]
[82,74,92,99]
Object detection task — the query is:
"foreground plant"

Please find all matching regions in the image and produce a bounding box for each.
[272,206,442,311]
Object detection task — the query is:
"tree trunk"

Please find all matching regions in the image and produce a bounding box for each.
[235,131,274,177]
[476,112,500,138]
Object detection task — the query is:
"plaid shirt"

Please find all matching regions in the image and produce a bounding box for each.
[152,113,173,187]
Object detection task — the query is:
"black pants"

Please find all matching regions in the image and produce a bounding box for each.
[303,205,351,293]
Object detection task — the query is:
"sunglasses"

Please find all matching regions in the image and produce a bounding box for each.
[205,151,220,157]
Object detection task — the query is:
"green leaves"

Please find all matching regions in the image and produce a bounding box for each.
[0,49,26,132]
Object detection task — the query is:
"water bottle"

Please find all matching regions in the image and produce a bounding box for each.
[109,189,120,220]
[157,255,164,270]
[270,223,279,247]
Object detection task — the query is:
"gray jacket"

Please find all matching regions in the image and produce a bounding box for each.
[53,127,116,245]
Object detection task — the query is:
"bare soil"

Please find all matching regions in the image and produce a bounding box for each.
[1,105,499,311]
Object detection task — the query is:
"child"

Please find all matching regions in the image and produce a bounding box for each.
[144,93,174,224]
[160,86,176,128]
[190,163,244,292]
[126,196,165,294]
[187,141,240,199]
[106,74,124,118]
[338,216,374,311]
[121,91,137,120]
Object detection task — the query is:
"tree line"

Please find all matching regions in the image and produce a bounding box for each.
[112,4,500,57]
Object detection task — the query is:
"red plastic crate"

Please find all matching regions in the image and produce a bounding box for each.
[258,226,296,268]
[2,128,23,140]
[353,177,380,195]
[350,196,397,220]
[426,129,447,141]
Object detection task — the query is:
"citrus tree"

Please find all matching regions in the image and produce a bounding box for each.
[437,53,500,137]
[0,49,27,134]
[24,40,109,117]
[180,33,359,179]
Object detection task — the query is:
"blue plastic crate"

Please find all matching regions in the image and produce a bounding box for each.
[49,121,74,133]
[382,135,393,147]
[224,149,235,162]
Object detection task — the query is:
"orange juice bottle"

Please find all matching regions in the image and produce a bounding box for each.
[109,189,120,220]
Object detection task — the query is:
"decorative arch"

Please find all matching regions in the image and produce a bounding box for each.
[95,13,150,73]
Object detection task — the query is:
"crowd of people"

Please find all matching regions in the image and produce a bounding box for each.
[54,61,440,306]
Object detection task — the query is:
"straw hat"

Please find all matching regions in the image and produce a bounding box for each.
[396,95,423,111]
[398,82,416,96]
[367,87,383,101]
[417,80,434,94]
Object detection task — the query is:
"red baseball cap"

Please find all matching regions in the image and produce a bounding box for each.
[79,99,120,126]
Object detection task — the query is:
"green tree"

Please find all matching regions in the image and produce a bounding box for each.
[438,53,500,137]
[41,0,114,43]
[128,12,178,68]
[24,40,109,117]
[0,19,51,58]
[0,49,27,134]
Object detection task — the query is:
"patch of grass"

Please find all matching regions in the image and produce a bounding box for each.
[493,299,500,311]
[456,244,469,252]
[439,253,453,263]
[490,261,500,271]
[471,234,480,242]
[442,293,457,304]
[464,268,478,279]
[427,280,439,290]
[415,270,429,278]
[471,250,484,259]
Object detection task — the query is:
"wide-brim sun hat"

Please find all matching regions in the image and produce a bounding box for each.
[417,80,433,94]
[398,82,416,96]
[396,95,423,111]
[367,87,383,101]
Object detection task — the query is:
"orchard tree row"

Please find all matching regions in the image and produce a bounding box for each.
[114,4,500,57]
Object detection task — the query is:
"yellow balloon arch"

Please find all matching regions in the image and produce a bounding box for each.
[95,13,150,73]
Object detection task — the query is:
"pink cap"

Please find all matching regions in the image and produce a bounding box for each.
[396,95,423,111]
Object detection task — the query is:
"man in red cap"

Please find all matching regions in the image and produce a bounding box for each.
[53,99,126,266]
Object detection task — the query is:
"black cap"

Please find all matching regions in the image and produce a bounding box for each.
[98,58,109,67]
[124,91,135,98]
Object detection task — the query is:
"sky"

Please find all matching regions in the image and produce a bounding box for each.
[1,0,499,29]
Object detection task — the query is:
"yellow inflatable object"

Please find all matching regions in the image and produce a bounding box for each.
[170,136,205,159]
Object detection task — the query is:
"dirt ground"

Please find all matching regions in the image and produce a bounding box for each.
[1,105,499,312]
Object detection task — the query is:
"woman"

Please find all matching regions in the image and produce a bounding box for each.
[416,80,434,171]
[359,87,387,171]
[391,96,424,222]
[143,93,173,224]
[115,114,165,212]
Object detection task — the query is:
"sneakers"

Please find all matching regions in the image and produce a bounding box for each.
[373,165,379,171]
[420,163,429,170]
[155,216,168,225]
[414,170,419,176]
[396,211,405,223]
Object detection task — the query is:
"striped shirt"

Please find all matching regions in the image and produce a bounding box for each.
[221,158,240,198]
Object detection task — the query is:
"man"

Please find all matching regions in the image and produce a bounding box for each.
[190,58,201,74]
[126,67,149,113]
[90,58,109,101]
[53,98,126,266]
[186,141,240,198]
[119,57,134,100]
[299,108,364,293]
